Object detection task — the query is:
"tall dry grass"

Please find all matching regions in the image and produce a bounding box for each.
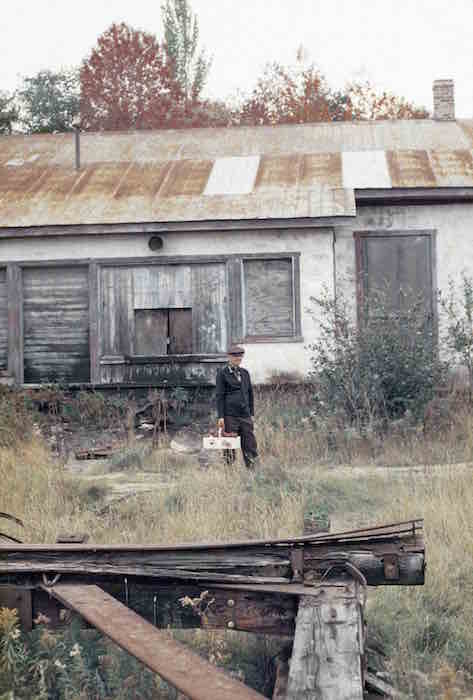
[1,386,473,697]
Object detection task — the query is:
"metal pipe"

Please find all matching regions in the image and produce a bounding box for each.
[74,126,80,170]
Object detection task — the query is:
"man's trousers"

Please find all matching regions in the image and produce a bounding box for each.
[223,415,258,469]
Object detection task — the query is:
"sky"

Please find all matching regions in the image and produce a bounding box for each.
[1,0,472,117]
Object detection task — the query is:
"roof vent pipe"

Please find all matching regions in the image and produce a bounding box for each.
[73,119,81,170]
[432,79,455,120]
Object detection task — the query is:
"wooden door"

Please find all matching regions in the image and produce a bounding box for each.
[169,308,193,354]
[134,310,168,355]
[23,266,90,383]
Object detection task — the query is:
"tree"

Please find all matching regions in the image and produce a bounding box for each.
[0,91,18,134]
[80,22,185,131]
[161,0,211,105]
[235,54,429,126]
[17,69,80,133]
[235,61,352,126]
[345,80,429,120]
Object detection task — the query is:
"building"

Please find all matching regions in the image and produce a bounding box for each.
[0,80,472,387]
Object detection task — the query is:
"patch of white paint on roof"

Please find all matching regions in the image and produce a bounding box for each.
[342,150,392,189]
[27,154,40,163]
[204,156,260,196]
[6,158,25,167]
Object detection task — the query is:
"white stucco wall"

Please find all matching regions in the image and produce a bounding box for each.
[0,228,335,384]
[2,200,473,384]
[334,202,473,304]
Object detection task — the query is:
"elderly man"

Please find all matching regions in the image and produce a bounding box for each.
[216,345,258,469]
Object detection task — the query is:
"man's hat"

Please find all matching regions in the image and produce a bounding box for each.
[227,345,245,356]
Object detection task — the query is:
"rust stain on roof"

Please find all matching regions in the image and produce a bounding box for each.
[1,119,473,229]
[254,155,302,189]
[160,159,212,197]
[429,149,473,186]
[114,162,171,199]
[386,150,436,188]
[302,153,343,188]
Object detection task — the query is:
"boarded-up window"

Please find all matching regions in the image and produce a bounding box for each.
[23,266,90,383]
[358,234,433,316]
[134,308,192,355]
[243,258,294,337]
[0,269,7,371]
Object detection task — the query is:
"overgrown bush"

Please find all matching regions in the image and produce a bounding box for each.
[439,273,473,400]
[0,388,35,448]
[308,287,447,430]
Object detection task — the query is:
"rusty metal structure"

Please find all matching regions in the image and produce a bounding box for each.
[0,519,425,699]
[0,120,473,229]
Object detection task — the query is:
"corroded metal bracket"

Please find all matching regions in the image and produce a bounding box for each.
[383,553,400,581]
[290,548,304,583]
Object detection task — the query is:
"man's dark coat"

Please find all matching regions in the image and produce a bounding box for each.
[216,366,254,419]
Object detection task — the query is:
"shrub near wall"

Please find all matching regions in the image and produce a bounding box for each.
[308,288,447,430]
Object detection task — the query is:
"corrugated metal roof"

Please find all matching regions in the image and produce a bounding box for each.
[0,119,472,228]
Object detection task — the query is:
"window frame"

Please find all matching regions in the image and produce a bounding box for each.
[237,252,302,343]
[354,229,438,330]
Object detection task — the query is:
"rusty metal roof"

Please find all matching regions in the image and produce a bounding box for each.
[0,119,472,229]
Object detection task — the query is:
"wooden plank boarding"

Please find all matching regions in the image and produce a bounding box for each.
[286,581,365,700]
[7,264,24,384]
[45,584,266,700]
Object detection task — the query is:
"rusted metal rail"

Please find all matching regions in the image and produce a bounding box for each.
[0,520,425,700]
[0,520,425,588]
[44,583,266,700]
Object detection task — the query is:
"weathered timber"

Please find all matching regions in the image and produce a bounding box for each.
[304,549,425,586]
[272,644,292,700]
[0,539,425,587]
[7,264,23,384]
[0,268,7,371]
[22,266,90,383]
[286,581,365,700]
[88,262,100,384]
[45,584,266,700]
[364,672,409,699]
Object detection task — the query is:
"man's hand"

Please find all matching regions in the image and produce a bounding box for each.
[217,418,225,429]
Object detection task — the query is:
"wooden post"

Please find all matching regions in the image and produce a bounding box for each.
[286,581,365,700]
[88,263,100,384]
[7,264,24,384]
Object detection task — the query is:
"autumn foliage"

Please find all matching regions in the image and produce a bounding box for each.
[236,60,429,127]
[80,23,185,131]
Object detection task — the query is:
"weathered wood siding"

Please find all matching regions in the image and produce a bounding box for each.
[244,258,294,336]
[101,263,227,358]
[23,267,90,383]
[0,269,7,371]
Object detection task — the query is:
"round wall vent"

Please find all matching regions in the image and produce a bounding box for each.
[148,235,164,251]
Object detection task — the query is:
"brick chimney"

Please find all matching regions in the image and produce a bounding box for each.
[433,79,455,120]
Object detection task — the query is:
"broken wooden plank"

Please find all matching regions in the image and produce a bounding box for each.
[0,546,424,586]
[286,581,365,700]
[74,446,116,460]
[364,671,409,699]
[45,584,266,700]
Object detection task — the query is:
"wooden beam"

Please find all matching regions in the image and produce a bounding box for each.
[45,583,266,700]
[88,263,100,384]
[0,541,425,587]
[7,264,23,384]
[0,218,353,240]
[286,581,365,700]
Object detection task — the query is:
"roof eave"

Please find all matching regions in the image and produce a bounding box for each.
[0,215,356,239]
[356,187,473,205]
